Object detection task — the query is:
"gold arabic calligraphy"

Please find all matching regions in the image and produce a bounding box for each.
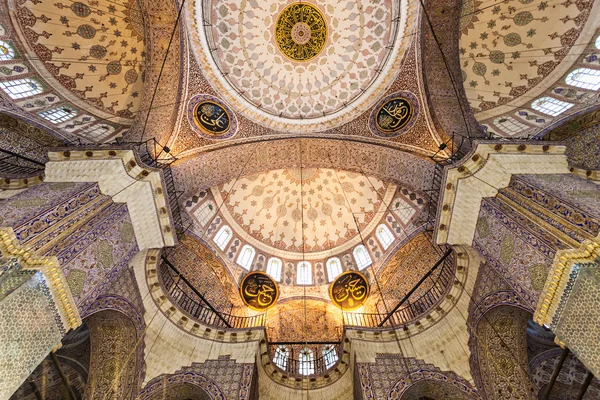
[331,273,368,309]
[241,272,278,310]
[195,101,230,135]
[376,98,412,132]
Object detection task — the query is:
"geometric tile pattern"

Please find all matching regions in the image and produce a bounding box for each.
[356,355,481,400]
[553,261,600,377]
[0,272,63,399]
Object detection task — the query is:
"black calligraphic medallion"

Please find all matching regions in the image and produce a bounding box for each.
[329,271,369,311]
[240,271,279,311]
[194,101,231,136]
[375,97,413,133]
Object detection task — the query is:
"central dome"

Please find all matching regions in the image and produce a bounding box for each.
[192,0,410,132]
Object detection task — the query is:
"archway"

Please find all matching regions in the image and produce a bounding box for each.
[472,305,536,400]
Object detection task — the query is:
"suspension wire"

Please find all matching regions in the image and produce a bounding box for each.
[137,0,186,143]
[298,138,310,399]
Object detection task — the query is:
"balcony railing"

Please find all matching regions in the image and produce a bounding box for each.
[343,248,455,328]
[159,256,265,329]
[267,342,342,377]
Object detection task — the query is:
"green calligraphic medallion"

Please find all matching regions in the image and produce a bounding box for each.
[376,97,413,133]
[194,101,231,136]
[240,271,279,311]
[275,3,327,62]
[329,271,369,311]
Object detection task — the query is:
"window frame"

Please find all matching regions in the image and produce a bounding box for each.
[492,116,530,135]
[236,245,256,270]
[0,78,43,99]
[194,200,217,227]
[273,345,289,370]
[0,40,15,61]
[353,245,372,271]
[375,224,395,250]
[531,97,574,117]
[213,225,233,250]
[565,68,600,91]
[326,257,343,282]
[38,106,77,124]
[266,257,283,282]
[299,348,315,375]
[297,261,312,285]
[322,345,338,370]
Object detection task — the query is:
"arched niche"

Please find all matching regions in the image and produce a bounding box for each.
[83,309,139,400]
[140,383,212,400]
[393,378,482,400]
[472,305,536,400]
[136,372,227,400]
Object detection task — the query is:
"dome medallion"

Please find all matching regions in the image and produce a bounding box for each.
[191,0,413,133]
[275,3,327,62]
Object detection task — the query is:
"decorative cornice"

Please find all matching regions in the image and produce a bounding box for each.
[0,227,81,331]
[435,141,569,245]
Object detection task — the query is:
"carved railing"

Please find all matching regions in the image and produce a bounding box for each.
[159,256,265,329]
[343,248,455,328]
[267,342,342,377]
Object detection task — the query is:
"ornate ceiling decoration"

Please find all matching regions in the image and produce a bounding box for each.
[10,0,146,120]
[459,0,597,121]
[212,168,396,258]
[189,0,413,132]
[275,3,327,62]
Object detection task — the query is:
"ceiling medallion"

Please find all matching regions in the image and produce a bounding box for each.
[275,3,327,62]
[187,94,238,140]
[329,271,370,311]
[368,91,420,138]
[240,271,280,311]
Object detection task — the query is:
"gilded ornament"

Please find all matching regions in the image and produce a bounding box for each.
[240,271,279,311]
[329,271,369,310]
[275,3,327,62]
[376,97,413,133]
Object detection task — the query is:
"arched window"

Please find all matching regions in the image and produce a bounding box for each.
[266,257,282,282]
[83,124,115,140]
[237,245,255,270]
[595,36,600,49]
[0,78,43,99]
[375,224,395,250]
[299,348,315,375]
[297,261,312,285]
[353,245,372,270]
[493,116,529,135]
[565,68,600,91]
[531,97,574,116]
[322,345,338,370]
[38,106,77,124]
[326,258,342,282]
[194,200,216,226]
[392,197,416,224]
[213,225,232,250]
[273,345,289,370]
[0,40,15,61]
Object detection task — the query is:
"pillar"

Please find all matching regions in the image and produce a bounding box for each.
[0,148,176,398]
[435,142,600,383]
